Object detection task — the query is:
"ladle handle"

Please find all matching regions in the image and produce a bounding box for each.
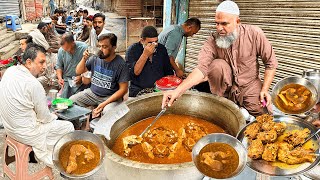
[294,128,320,150]
[140,108,167,137]
[304,129,320,144]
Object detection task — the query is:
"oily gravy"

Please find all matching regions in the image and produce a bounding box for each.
[59,140,100,175]
[275,84,312,114]
[196,143,239,179]
[112,114,226,164]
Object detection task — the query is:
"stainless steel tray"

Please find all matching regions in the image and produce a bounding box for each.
[236,115,320,176]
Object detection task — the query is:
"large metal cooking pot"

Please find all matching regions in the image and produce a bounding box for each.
[52,131,106,179]
[272,76,318,115]
[302,69,320,102]
[103,91,246,180]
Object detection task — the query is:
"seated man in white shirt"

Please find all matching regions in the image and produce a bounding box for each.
[0,43,74,167]
[88,13,111,47]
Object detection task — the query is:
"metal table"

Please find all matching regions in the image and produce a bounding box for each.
[51,104,91,122]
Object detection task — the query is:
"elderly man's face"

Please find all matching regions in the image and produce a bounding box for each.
[215,12,240,36]
[26,51,47,77]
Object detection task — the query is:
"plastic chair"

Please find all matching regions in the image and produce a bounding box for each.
[3,135,54,180]
[5,15,22,31]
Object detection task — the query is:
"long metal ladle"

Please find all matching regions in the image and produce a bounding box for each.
[140,107,167,137]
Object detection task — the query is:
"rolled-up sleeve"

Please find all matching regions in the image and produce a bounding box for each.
[255,27,278,70]
[196,35,216,77]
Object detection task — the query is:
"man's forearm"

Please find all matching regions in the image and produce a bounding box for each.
[262,69,276,91]
[134,54,148,75]
[102,88,128,106]
[169,56,180,71]
[76,59,87,75]
[175,68,207,94]
[56,69,63,80]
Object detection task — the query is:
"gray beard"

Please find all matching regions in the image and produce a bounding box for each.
[215,30,238,49]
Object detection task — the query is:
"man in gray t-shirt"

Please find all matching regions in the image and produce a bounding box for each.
[70,33,129,118]
[158,18,201,78]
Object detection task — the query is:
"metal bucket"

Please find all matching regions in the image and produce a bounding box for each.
[103,91,246,180]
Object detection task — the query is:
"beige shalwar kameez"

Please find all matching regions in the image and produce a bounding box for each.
[197,24,278,116]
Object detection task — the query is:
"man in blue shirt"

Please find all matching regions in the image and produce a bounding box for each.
[71,33,129,118]
[126,26,174,97]
[56,33,88,98]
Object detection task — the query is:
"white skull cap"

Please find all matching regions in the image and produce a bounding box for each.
[216,0,240,16]
[42,17,52,23]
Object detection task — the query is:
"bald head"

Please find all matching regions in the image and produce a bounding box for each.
[60,33,74,45]
[60,33,75,54]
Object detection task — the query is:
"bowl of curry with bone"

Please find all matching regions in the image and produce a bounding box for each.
[52,131,105,178]
[237,114,320,176]
[272,76,318,115]
[192,133,247,179]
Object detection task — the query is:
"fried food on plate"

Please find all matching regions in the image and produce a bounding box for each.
[257,129,278,144]
[278,142,315,165]
[248,139,264,159]
[262,143,279,162]
[284,128,310,146]
[244,122,261,139]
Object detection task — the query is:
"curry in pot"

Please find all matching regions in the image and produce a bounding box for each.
[59,140,100,175]
[112,114,226,164]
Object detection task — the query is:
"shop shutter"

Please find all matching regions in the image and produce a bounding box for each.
[185,0,320,88]
[0,0,20,18]
[185,0,218,72]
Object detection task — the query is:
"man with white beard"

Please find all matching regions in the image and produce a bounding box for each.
[162,0,278,116]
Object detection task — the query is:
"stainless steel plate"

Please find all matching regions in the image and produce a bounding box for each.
[236,115,320,176]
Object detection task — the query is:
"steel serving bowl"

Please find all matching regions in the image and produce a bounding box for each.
[52,131,106,179]
[272,76,318,115]
[237,115,320,176]
[192,133,247,179]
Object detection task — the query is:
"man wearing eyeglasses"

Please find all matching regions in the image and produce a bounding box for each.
[126,26,174,97]
[162,1,278,117]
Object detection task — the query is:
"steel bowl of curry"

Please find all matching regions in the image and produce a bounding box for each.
[192,133,247,179]
[52,130,106,179]
[272,77,318,115]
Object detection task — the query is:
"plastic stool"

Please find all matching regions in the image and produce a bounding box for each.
[5,15,22,31]
[3,135,54,180]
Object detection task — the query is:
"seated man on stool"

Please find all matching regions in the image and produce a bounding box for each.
[126,26,174,97]
[0,43,74,167]
[70,33,129,119]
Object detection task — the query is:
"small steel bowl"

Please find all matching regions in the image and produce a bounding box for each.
[52,131,106,179]
[272,76,318,115]
[192,133,247,179]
